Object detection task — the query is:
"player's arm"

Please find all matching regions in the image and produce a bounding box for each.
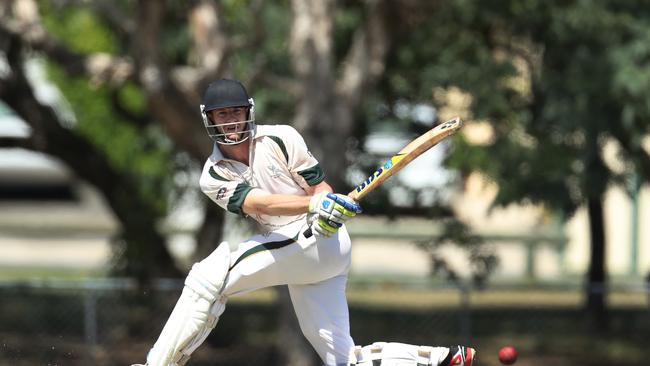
[304,180,333,195]
[241,180,332,216]
[241,190,310,216]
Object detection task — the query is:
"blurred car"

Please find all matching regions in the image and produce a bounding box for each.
[0,103,75,200]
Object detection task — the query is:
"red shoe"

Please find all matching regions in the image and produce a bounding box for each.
[441,345,476,366]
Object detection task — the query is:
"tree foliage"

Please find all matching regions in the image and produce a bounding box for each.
[411,0,650,325]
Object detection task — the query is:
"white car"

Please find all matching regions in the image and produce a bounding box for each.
[0,103,74,200]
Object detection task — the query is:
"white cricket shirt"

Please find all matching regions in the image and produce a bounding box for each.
[199,124,324,230]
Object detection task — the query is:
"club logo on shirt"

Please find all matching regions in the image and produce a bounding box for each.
[216,187,227,200]
[268,164,282,179]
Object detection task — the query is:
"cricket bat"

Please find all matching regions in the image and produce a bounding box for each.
[304,116,463,238]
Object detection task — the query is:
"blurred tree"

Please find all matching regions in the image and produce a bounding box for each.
[0,1,185,280]
[383,0,650,330]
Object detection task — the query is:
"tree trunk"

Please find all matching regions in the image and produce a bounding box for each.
[289,0,394,192]
[282,2,397,363]
[281,3,343,364]
[585,196,608,331]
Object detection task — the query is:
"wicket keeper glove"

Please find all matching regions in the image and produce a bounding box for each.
[308,192,362,237]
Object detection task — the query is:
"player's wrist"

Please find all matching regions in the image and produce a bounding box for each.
[308,192,322,213]
[308,192,332,213]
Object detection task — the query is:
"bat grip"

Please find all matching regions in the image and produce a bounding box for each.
[303,227,313,238]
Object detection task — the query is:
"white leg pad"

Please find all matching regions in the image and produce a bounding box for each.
[146,243,231,366]
[352,342,449,366]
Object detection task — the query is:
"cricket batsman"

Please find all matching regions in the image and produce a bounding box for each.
[132,79,477,366]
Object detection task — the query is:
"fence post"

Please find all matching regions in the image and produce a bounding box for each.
[525,239,535,279]
[83,286,98,362]
[459,283,472,344]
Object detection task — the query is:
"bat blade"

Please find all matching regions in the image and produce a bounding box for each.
[348,116,463,201]
[303,116,462,238]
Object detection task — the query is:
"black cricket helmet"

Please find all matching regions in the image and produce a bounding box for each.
[200,79,255,145]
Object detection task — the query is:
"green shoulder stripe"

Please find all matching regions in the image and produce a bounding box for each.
[267,135,289,163]
[209,167,229,181]
[298,164,325,186]
[230,233,300,270]
[227,183,254,216]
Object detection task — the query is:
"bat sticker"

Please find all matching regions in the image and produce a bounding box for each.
[354,154,405,194]
[439,119,458,130]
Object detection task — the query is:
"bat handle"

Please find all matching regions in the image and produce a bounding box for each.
[303,194,358,239]
[303,227,313,238]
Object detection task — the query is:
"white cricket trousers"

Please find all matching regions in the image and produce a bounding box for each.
[221,220,354,365]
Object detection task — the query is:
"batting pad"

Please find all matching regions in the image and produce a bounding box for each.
[145,243,231,366]
[352,342,449,366]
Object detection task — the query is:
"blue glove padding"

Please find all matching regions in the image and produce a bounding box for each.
[308,193,362,237]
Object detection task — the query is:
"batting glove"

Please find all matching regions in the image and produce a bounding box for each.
[308,192,362,237]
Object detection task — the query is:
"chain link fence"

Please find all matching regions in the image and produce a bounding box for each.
[1,278,649,366]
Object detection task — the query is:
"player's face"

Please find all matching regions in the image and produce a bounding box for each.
[210,107,248,142]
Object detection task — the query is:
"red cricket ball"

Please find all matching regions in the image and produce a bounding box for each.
[498,346,518,365]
